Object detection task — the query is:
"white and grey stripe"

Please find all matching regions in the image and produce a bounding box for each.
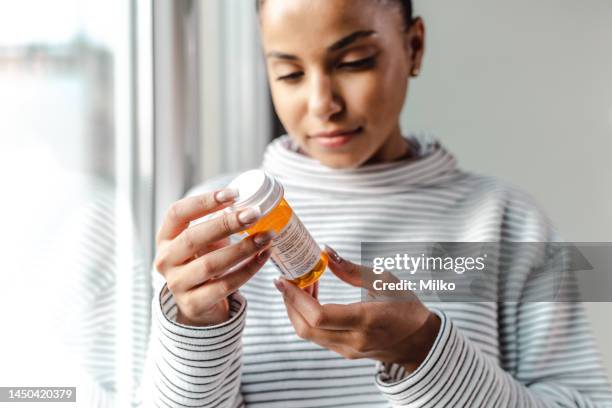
[143,134,612,407]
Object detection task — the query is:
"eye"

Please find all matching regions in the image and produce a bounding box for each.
[276,72,304,82]
[337,56,377,70]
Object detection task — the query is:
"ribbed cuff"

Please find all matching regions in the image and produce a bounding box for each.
[375,309,464,406]
[155,284,247,348]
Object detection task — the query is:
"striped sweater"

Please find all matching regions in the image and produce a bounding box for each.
[143,134,612,407]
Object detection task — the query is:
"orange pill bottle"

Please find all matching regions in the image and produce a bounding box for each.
[227,169,327,288]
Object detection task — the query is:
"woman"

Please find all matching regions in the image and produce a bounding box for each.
[144,0,612,406]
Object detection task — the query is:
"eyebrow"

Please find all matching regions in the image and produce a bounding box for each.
[328,30,376,52]
[266,30,377,60]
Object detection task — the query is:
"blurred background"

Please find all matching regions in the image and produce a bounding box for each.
[0,0,610,406]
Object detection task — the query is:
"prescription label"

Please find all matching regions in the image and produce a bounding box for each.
[270,214,321,279]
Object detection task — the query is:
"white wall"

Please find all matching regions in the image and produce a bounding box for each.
[403,0,612,376]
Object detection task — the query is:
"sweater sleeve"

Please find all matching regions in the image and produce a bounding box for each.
[142,278,247,408]
[375,303,612,407]
[376,303,612,408]
[141,179,249,408]
[374,241,612,407]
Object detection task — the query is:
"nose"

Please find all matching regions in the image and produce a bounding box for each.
[308,73,343,121]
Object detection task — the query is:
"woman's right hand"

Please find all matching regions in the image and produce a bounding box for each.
[154,188,274,326]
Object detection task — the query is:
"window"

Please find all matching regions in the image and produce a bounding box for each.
[0,0,153,405]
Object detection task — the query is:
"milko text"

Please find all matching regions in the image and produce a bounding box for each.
[373,279,456,292]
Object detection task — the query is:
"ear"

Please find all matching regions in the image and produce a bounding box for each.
[403,17,426,77]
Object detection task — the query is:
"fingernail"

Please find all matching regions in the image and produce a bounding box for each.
[254,231,276,247]
[238,207,261,224]
[273,278,286,294]
[324,245,343,264]
[216,188,239,203]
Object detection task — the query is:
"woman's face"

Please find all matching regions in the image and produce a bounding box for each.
[259,0,425,169]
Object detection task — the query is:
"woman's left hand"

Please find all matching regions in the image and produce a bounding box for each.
[273,246,441,374]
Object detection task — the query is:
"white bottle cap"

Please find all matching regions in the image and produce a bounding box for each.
[227,169,284,216]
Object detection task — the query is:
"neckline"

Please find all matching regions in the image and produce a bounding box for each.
[262,133,461,195]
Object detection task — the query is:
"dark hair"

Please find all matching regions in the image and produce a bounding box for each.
[256,0,413,28]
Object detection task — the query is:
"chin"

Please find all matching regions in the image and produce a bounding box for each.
[293,137,372,169]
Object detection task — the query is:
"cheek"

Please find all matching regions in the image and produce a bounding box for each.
[378,59,408,114]
[269,83,307,134]
[344,68,406,128]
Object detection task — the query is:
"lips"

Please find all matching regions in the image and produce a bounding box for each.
[310,126,363,148]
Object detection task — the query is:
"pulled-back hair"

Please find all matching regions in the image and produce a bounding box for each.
[256,0,414,28]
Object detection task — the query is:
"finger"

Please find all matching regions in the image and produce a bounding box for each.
[283,298,383,361]
[324,245,370,288]
[275,278,362,330]
[165,206,262,265]
[324,245,408,300]
[168,232,275,292]
[207,238,230,253]
[283,295,353,347]
[310,280,319,300]
[157,188,238,245]
[187,249,272,308]
[191,237,231,260]
[301,280,317,298]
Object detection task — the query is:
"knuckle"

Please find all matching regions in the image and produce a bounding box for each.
[165,274,180,293]
[217,279,234,296]
[198,194,214,211]
[199,256,215,279]
[181,228,197,253]
[312,311,327,329]
[180,294,199,318]
[352,335,369,353]
[154,251,170,273]
[221,213,235,235]
[168,201,182,224]
[295,325,311,340]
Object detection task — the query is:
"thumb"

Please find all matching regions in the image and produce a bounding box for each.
[324,245,407,300]
[324,245,370,288]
